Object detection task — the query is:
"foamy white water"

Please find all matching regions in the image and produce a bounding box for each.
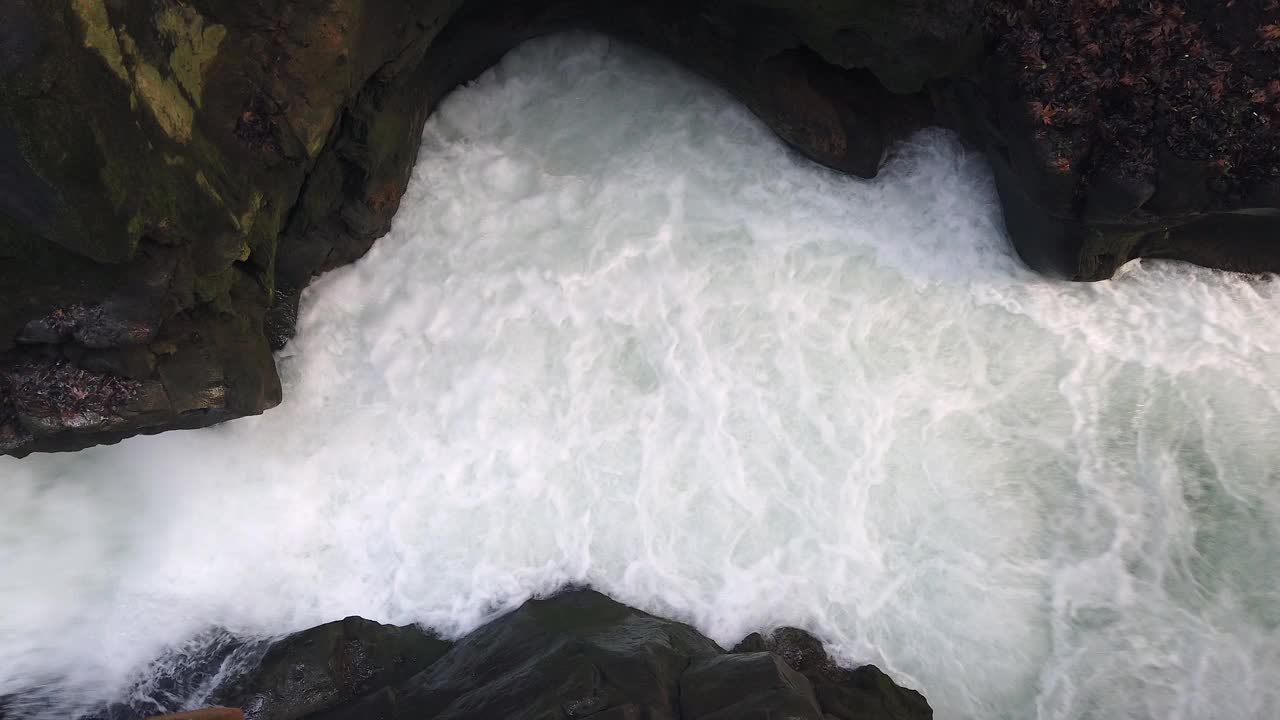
[3,33,1279,720]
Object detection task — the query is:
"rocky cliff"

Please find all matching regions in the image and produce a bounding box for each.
[2,0,1277,456]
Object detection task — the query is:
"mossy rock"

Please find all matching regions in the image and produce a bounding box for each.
[3,0,1274,455]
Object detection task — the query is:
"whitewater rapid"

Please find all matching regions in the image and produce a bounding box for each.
[3,33,1279,720]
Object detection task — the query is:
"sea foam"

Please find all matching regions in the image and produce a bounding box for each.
[2,33,1278,720]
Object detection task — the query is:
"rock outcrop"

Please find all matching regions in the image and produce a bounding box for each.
[116,589,931,720]
[208,616,453,720]
[2,0,1276,455]
[947,0,1280,280]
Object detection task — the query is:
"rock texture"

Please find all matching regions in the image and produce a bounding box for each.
[2,0,1276,455]
[120,589,931,720]
[947,0,1280,280]
[208,617,453,720]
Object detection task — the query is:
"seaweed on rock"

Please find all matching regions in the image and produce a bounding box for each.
[987,0,1280,201]
[0,359,140,431]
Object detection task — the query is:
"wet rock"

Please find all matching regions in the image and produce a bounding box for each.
[813,665,933,720]
[3,0,1273,454]
[938,0,1280,281]
[176,590,928,720]
[70,628,253,720]
[17,303,159,348]
[1,358,142,437]
[733,628,931,720]
[365,588,721,719]
[0,0,448,455]
[681,652,824,719]
[208,617,451,720]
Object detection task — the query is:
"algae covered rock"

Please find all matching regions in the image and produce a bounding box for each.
[0,0,461,454]
[3,0,1275,455]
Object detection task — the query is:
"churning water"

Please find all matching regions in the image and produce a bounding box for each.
[3,33,1279,720]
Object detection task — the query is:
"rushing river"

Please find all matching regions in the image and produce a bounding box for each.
[3,33,1279,720]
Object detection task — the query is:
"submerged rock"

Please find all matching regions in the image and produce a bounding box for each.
[2,0,1275,454]
[151,589,930,720]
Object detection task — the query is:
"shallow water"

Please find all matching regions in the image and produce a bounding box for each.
[2,33,1279,720]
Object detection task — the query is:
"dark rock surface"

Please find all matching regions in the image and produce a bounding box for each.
[960,0,1280,280]
[2,0,1276,455]
[62,621,446,720]
[733,628,932,720]
[116,589,930,720]
[680,652,825,719]
[208,617,453,720]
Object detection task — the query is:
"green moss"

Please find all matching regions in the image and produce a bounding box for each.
[67,1,226,148]
[194,170,226,208]
[70,0,128,83]
[119,30,195,144]
[155,4,227,107]
[236,192,265,234]
[68,1,223,146]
